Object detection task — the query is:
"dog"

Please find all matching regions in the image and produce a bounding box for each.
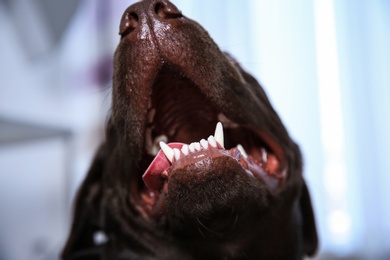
[62,0,318,259]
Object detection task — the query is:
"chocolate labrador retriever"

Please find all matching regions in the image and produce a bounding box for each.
[62,0,318,259]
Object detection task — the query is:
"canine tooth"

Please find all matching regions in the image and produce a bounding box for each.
[261,148,268,162]
[173,148,181,161]
[194,142,201,151]
[159,141,174,163]
[207,135,217,148]
[181,145,189,155]
[189,143,195,153]
[200,139,208,149]
[214,122,224,148]
[237,144,248,158]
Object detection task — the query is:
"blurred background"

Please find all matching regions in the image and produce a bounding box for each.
[0,0,389,259]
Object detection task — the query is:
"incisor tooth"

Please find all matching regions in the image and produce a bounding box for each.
[200,139,208,149]
[214,122,224,148]
[207,135,217,148]
[159,141,174,163]
[173,148,181,161]
[189,143,195,153]
[194,142,201,151]
[237,144,248,158]
[181,145,189,155]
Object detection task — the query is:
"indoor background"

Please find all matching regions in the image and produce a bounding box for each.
[0,0,389,259]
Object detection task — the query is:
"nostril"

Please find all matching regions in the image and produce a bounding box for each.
[154,2,182,19]
[119,12,139,38]
[154,3,163,16]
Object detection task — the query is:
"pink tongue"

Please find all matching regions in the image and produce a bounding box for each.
[142,143,184,191]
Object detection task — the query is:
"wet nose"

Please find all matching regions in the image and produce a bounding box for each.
[119,0,182,39]
[154,1,182,19]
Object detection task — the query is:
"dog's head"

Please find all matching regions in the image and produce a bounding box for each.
[63,0,318,259]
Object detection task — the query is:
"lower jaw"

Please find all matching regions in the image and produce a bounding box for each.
[137,150,285,220]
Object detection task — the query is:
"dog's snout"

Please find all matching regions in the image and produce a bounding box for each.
[154,1,182,19]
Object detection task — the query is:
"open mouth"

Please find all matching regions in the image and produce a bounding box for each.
[135,68,287,216]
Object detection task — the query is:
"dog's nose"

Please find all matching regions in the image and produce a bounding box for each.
[119,8,139,38]
[119,0,182,39]
[154,1,182,19]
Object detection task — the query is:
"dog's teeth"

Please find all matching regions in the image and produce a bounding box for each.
[159,141,174,163]
[207,135,217,148]
[237,144,248,158]
[189,143,195,153]
[214,122,224,149]
[194,142,201,151]
[261,148,268,162]
[181,145,189,155]
[200,139,208,149]
[173,148,181,161]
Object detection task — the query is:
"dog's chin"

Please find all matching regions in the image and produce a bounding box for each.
[165,155,269,234]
